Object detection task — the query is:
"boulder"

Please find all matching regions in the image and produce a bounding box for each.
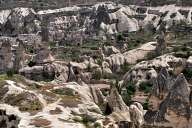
[106,53,125,72]
[52,62,69,82]
[123,42,157,64]
[103,46,120,56]
[187,56,192,68]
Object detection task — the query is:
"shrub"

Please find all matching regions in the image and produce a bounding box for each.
[28,61,36,67]
[143,99,149,110]
[121,82,136,105]
[121,92,132,106]
[182,68,192,79]
[116,32,124,41]
[146,51,157,60]
[96,58,103,66]
[87,62,91,72]
[48,41,56,48]
[27,47,34,54]
[6,69,15,78]
[126,82,136,96]
[92,71,102,80]
[94,122,102,128]
[120,62,131,74]
[139,81,153,93]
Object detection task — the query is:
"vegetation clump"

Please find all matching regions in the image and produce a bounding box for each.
[139,81,153,93]
[51,88,75,96]
[121,81,136,105]
[6,69,15,78]
[28,60,36,67]
[5,93,42,112]
[182,68,192,79]
[143,99,149,110]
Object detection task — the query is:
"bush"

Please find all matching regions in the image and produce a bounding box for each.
[146,51,157,60]
[121,92,132,106]
[116,32,124,41]
[121,82,136,105]
[120,62,131,74]
[139,81,153,93]
[28,61,36,67]
[94,122,102,128]
[6,69,15,78]
[182,68,192,79]
[126,82,136,96]
[48,41,56,48]
[92,71,102,80]
[143,99,149,110]
[27,47,34,54]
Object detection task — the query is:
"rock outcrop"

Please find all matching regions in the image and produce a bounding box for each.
[123,54,183,85]
[0,3,191,43]
[145,74,192,128]
[151,68,172,99]
[19,62,69,82]
[107,87,129,112]
[0,38,13,73]
[0,110,20,128]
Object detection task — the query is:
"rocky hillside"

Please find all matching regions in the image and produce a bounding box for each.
[0,1,192,128]
[1,0,192,10]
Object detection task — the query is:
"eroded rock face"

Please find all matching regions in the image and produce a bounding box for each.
[19,64,56,81]
[0,110,20,128]
[0,3,191,43]
[19,63,70,82]
[158,74,191,120]
[0,8,39,36]
[33,44,54,65]
[95,102,144,128]
[123,54,183,85]
[0,38,13,73]
[107,87,129,112]
[0,37,26,73]
[151,68,173,99]
[145,74,192,128]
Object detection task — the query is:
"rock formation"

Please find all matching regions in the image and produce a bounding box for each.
[151,68,172,99]
[107,87,129,112]
[155,31,166,56]
[0,110,20,128]
[145,74,192,128]
[0,39,13,73]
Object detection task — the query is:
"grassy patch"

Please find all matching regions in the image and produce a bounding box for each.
[5,93,42,112]
[59,95,81,107]
[51,88,75,96]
